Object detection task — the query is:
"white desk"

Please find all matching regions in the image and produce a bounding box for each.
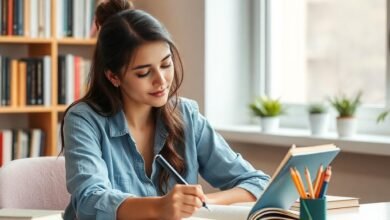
[328,202,390,220]
[191,202,390,220]
[1,203,389,220]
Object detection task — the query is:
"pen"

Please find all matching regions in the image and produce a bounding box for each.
[318,166,332,198]
[305,167,315,199]
[155,154,210,210]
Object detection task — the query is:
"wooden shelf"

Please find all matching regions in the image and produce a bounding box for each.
[0,106,54,113]
[0,0,96,156]
[57,38,97,45]
[55,105,68,112]
[0,36,53,44]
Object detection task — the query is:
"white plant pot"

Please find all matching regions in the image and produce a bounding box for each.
[309,113,329,136]
[261,117,280,133]
[336,117,357,137]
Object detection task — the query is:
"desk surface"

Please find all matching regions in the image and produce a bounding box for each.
[329,202,390,220]
[1,202,389,220]
[191,202,390,220]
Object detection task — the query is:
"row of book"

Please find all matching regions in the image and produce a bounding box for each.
[0,0,51,37]
[0,129,46,166]
[57,0,97,38]
[0,55,51,106]
[58,54,91,105]
[0,54,91,106]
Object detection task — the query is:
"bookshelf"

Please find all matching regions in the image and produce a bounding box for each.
[0,0,97,160]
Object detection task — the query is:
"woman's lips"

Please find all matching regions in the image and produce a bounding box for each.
[149,89,166,97]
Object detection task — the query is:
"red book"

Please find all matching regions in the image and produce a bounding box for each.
[0,132,3,166]
[74,56,80,100]
[7,0,13,35]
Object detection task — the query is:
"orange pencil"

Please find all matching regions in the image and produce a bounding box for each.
[290,167,306,198]
[315,166,327,198]
[313,165,324,198]
[294,167,308,199]
[305,167,315,199]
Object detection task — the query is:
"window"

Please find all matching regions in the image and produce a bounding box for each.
[259,0,387,106]
[255,0,390,134]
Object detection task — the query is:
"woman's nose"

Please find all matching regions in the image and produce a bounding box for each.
[153,69,166,86]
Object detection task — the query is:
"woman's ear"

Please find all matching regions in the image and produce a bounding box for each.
[105,70,121,87]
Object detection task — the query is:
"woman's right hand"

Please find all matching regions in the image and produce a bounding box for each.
[159,184,206,220]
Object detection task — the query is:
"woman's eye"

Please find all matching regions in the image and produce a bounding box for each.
[161,63,172,69]
[136,71,151,78]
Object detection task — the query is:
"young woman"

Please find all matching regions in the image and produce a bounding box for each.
[61,1,270,219]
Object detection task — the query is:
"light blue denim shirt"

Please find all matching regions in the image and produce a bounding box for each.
[63,98,270,220]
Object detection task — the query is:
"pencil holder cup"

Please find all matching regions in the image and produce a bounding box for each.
[299,197,326,220]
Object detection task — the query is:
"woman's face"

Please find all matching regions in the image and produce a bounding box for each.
[120,41,174,108]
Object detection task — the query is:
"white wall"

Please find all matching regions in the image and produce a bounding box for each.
[205,0,253,126]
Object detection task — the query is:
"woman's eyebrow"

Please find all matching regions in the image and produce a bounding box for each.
[131,54,171,70]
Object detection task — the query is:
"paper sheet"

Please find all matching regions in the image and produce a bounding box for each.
[187,204,252,220]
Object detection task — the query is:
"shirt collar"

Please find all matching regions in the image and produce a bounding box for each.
[108,108,169,153]
[108,110,129,137]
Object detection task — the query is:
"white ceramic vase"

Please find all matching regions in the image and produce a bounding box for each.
[261,116,280,133]
[336,117,357,137]
[309,113,329,136]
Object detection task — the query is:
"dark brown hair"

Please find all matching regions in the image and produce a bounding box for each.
[60,0,185,194]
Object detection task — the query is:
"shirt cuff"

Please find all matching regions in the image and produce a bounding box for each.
[236,179,269,200]
[94,189,135,220]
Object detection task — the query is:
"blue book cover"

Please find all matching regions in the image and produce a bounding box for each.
[248,144,340,219]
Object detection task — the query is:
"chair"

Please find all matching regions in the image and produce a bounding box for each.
[0,156,70,210]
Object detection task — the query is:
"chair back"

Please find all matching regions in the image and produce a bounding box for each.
[0,156,70,210]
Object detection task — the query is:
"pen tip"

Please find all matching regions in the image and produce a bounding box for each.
[203,203,210,211]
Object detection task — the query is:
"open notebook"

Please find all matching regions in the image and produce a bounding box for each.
[191,144,341,220]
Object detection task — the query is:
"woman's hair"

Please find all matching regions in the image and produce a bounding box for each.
[60,0,186,194]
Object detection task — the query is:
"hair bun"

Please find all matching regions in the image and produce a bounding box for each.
[95,0,134,28]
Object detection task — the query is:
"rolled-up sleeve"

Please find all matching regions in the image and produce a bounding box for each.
[189,101,271,199]
[64,110,134,220]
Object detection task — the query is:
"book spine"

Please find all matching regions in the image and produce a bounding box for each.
[18,61,26,106]
[2,130,12,164]
[1,0,7,35]
[12,0,17,35]
[24,0,30,37]
[10,59,18,107]
[4,57,10,105]
[30,0,38,38]
[0,131,3,166]
[7,0,13,35]
[66,0,72,37]
[36,58,43,105]
[44,0,50,38]
[0,56,2,106]
[17,0,23,35]
[43,56,51,106]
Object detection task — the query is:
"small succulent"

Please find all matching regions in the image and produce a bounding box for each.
[377,110,389,123]
[308,104,328,114]
[249,96,285,117]
[328,92,362,118]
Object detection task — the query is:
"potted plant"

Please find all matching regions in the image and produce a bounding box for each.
[249,96,285,133]
[377,110,389,123]
[329,92,362,137]
[308,103,329,136]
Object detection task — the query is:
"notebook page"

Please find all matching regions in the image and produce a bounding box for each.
[190,204,251,220]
